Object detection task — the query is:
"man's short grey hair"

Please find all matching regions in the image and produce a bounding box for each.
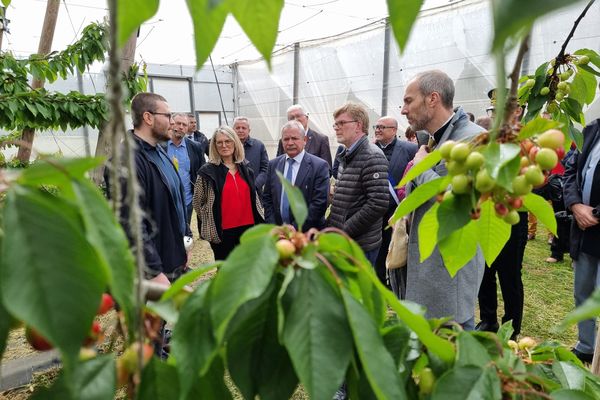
[233,116,250,126]
[281,120,306,137]
[287,104,306,115]
[173,112,189,120]
[414,70,455,109]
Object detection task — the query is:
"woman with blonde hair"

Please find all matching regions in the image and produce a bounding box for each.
[193,126,264,260]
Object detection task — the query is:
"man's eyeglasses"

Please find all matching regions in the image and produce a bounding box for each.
[373,125,396,130]
[149,112,173,119]
[332,120,357,128]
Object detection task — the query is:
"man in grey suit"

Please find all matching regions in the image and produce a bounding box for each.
[277,104,333,171]
[263,121,329,231]
[400,70,485,329]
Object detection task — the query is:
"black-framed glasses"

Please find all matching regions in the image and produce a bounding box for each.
[373,125,396,130]
[149,111,173,120]
[332,120,357,128]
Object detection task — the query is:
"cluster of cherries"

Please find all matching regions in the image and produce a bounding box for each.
[438,128,565,224]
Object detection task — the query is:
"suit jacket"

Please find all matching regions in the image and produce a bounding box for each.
[277,128,332,170]
[563,118,600,259]
[263,152,329,231]
[405,107,485,323]
[385,139,418,215]
[243,137,269,193]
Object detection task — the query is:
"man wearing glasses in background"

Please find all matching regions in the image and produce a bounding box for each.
[277,104,333,171]
[327,102,389,265]
[373,116,417,289]
[106,92,188,287]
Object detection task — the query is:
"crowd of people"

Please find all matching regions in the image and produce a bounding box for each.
[107,68,600,369]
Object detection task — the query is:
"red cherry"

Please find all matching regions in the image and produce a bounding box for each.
[495,203,509,217]
[25,326,53,351]
[97,293,115,315]
[556,147,565,160]
[83,321,103,346]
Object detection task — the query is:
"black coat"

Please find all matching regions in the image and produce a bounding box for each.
[384,138,418,215]
[563,119,600,259]
[106,133,188,280]
[328,136,389,252]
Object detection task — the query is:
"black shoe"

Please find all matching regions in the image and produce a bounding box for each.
[571,348,594,363]
[475,320,499,332]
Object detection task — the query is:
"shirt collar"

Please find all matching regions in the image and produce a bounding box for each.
[377,136,397,149]
[168,138,187,149]
[432,113,455,144]
[286,150,305,165]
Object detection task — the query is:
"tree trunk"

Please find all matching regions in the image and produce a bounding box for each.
[15,0,60,164]
[91,31,138,185]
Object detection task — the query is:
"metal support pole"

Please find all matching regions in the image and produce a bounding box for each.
[381,18,391,116]
[77,71,91,156]
[293,42,300,104]
[188,77,196,113]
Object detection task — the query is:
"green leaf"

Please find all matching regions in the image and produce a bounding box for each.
[495,152,522,191]
[1,0,11,7]
[570,67,597,105]
[492,0,576,52]
[187,0,229,69]
[137,358,180,400]
[160,263,219,302]
[190,356,232,399]
[477,199,511,266]
[276,170,308,231]
[72,355,117,400]
[562,288,600,328]
[283,269,352,400]
[432,365,502,400]
[561,97,584,125]
[341,287,406,399]
[229,0,284,67]
[0,301,10,360]
[552,361,586,389]
[117,0,159,47]
[227,278,298,400]
[456,332,492,368]
[386,0,423,52]
[551,389,595,400]
[398,150,442,187]
[418,202,439,262]
[437,194,472,242]
[210,234,279,342]
[523,193,557,235]
[438,220,478,277]
[71,179,135,331]
[171,282,217,399]
[17,157,104,188]
[518,116,561,140]
[0,187,108,368]
[574,49,600,70]
[391,176,450,223]
[578,64,600,78]
[482,142,521,181]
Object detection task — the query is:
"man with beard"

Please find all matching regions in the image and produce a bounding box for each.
[400,70,485,329]
[107,92,188,286]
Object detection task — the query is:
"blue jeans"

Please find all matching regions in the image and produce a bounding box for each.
[364,247,380,267]
[574,252,600,354]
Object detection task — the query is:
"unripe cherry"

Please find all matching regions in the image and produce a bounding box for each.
[450,143,470,162]
[557,81,568,90]
[540,87,550,96]
[525,78,535,87]
[512,175,533,196]
[475,169,495,193]
[525,165,545,186]
[535,148,559,170]
[546,102,558,114]
[275,239,296,259]
[578,55,590,65]
[438,140,456,160]
[451,174,471,194]
[555,92,565,101]
[520,156,530,169]
[504,210,520,225]
[446,160,468,175]
[465,152,485,170]
[537,129,565,150]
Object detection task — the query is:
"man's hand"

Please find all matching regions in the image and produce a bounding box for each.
[150,273,171,287]
[413,145,430,164]
[571,203,599,230]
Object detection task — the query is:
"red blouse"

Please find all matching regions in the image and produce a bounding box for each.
[221,170,255,229]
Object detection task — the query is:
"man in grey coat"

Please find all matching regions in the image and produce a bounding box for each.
[400,70,485,329]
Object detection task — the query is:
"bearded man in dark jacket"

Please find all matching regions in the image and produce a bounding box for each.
[327,102,389,265]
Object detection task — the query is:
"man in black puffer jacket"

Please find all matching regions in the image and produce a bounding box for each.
[328,102,389,265]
